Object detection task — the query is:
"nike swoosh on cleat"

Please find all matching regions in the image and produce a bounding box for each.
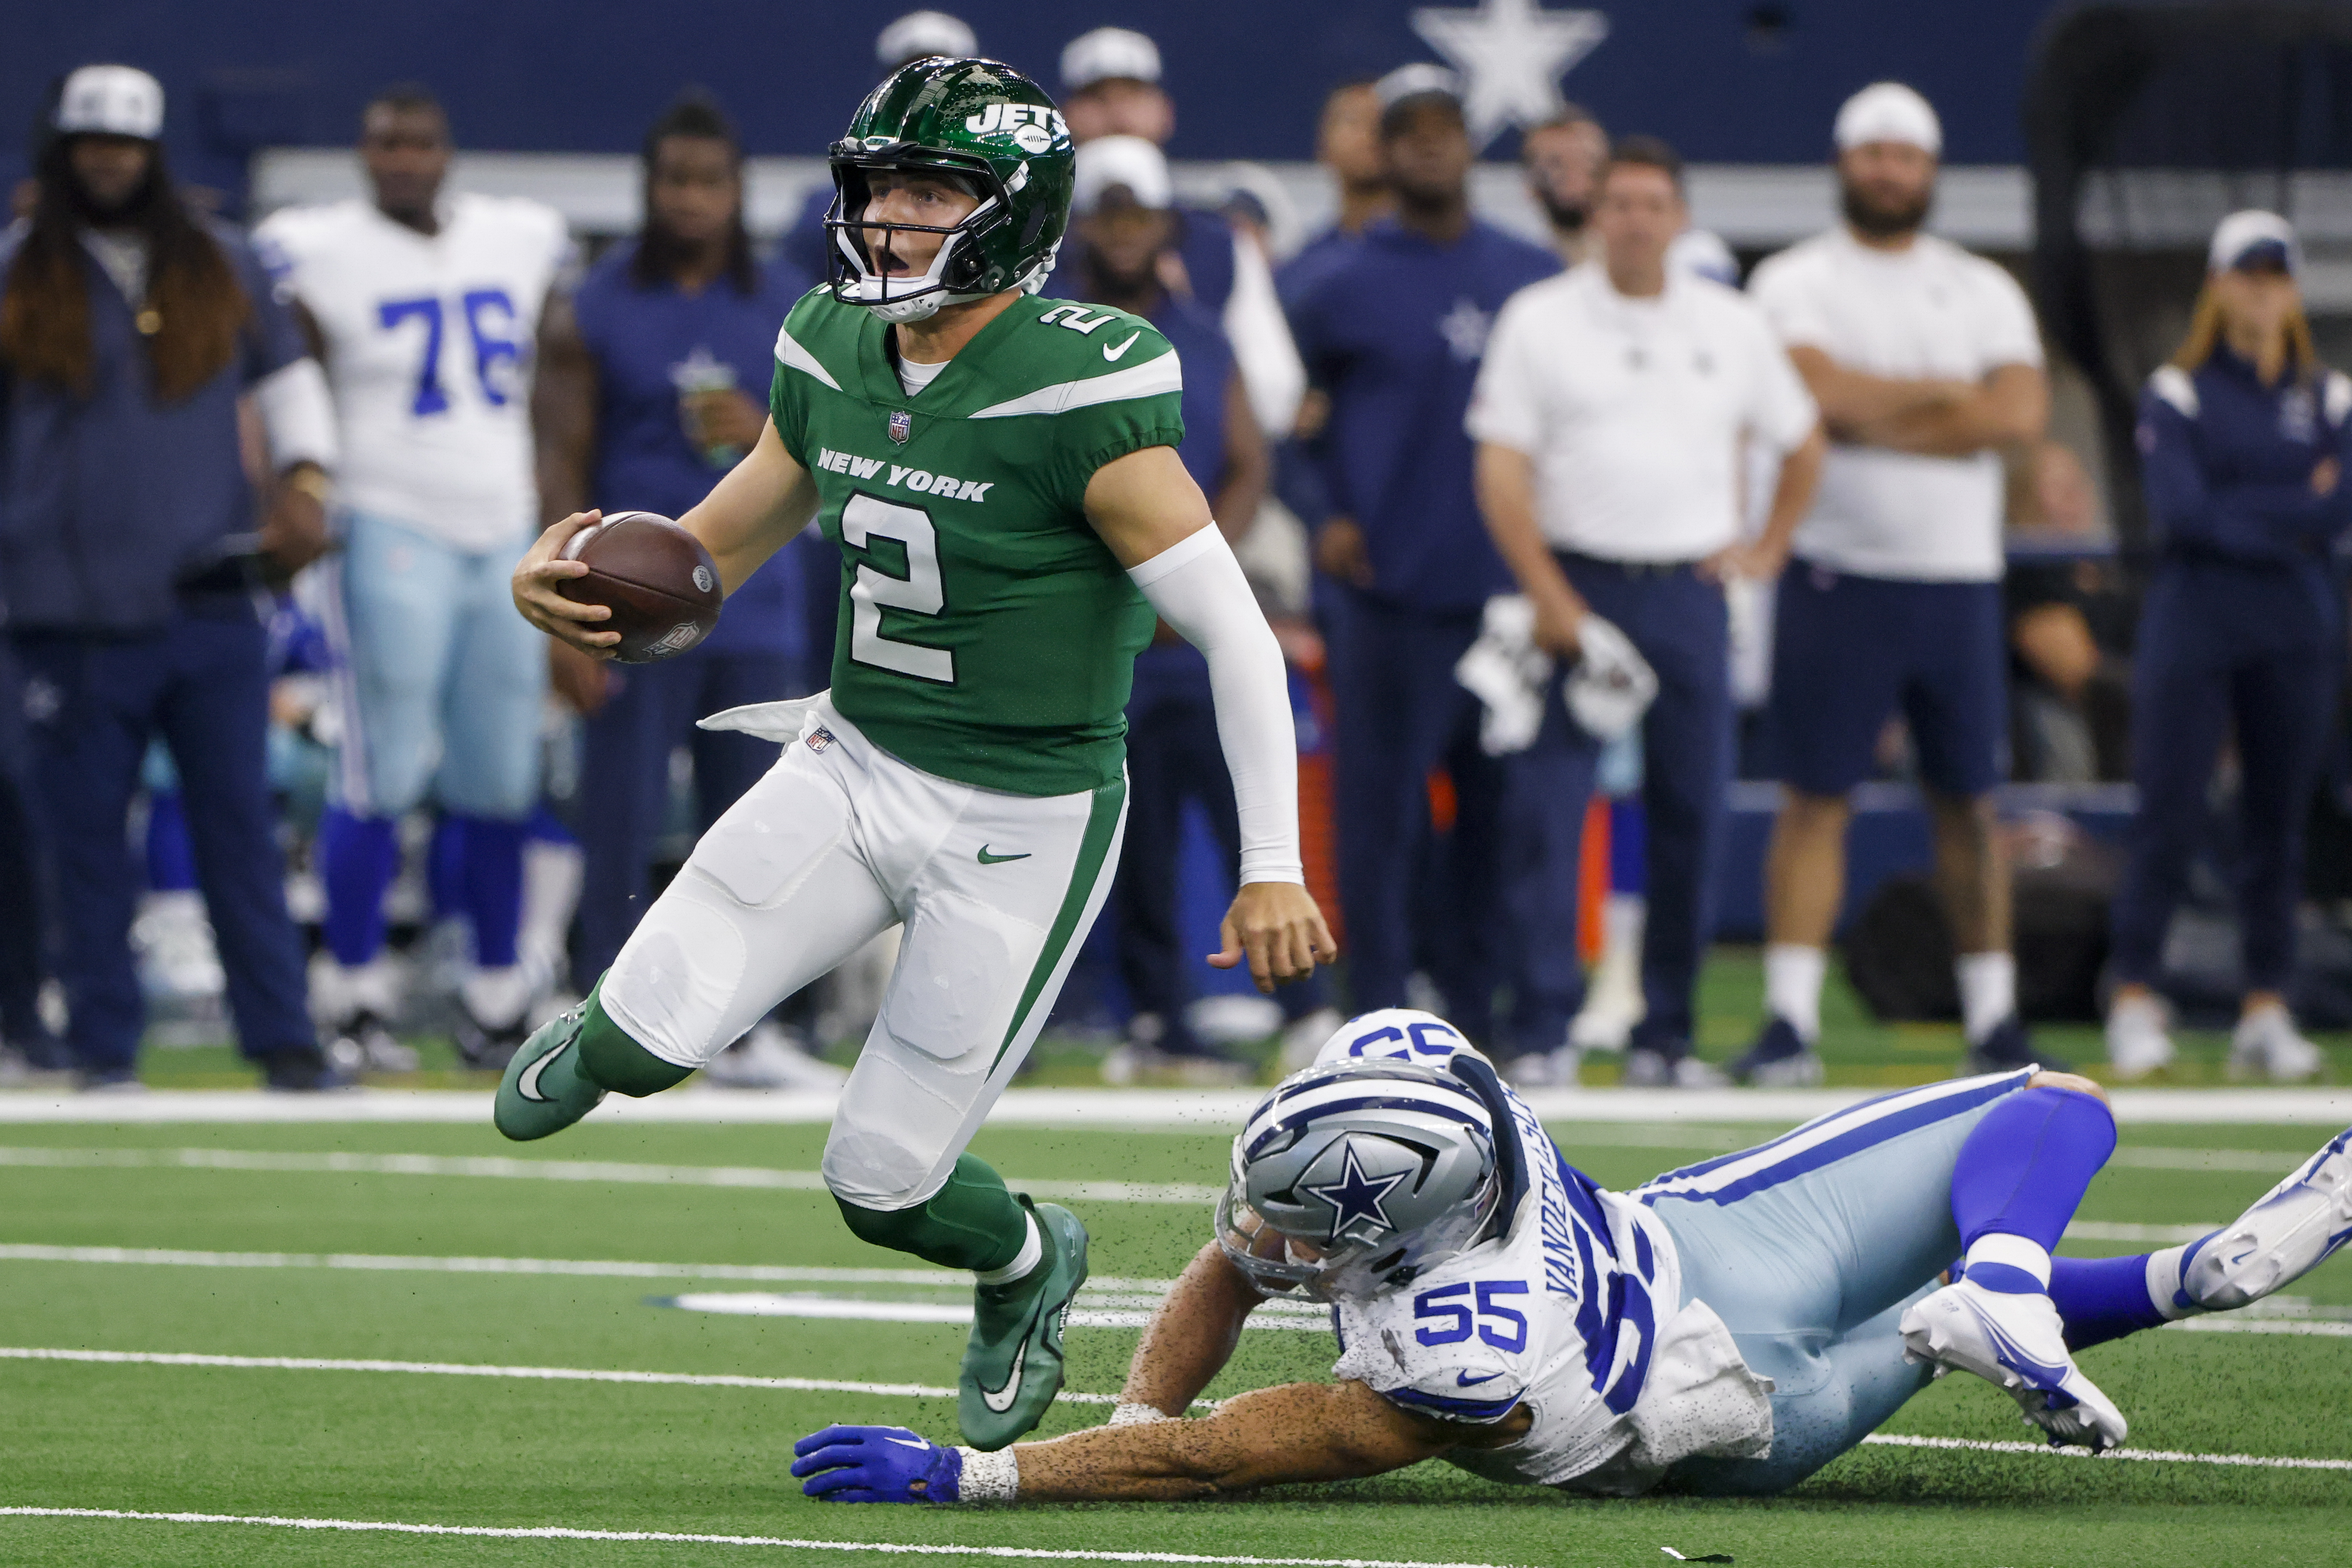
[979,1336,1028,1414]
[516,1040,569,1103]
[1102,331,1141,362]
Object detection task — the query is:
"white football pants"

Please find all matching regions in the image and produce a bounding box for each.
[601,694,1126,1211]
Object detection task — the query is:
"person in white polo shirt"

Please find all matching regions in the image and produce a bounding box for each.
[1470,137,1824,1088]
[1731,83,2051,1086]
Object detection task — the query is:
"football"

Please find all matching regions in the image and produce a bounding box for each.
[555,511,724,664]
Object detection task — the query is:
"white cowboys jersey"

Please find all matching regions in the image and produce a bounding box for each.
[256,193,570,551]
[1315,1031,1775,1493]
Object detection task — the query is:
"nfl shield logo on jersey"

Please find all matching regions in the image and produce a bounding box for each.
[888,410,913,444]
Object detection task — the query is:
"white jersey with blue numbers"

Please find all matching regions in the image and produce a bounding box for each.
[256,193,570,550]
[1315,1022,1776,1494]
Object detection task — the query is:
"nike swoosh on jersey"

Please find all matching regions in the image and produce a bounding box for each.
[1455,1370,1506,1387]
[980,1337,1029,1413]
[1102,331,1141,362]
[516,1039,569,1103]
[977,845,1031,865]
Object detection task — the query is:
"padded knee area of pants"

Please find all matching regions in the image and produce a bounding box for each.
[689,764,848,909]
[602,896,750,1068]
[576,994,692,1097]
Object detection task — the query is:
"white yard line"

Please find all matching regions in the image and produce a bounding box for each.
[0,1507,1513,1567]
[0,1146,1222,1206]
[1860,1433,2352,1471]
[9,1336,2346,1448]
[0,1085,2344,1126]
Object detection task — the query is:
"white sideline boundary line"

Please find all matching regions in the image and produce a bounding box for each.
[0,1085,2345,1125]
[0,1507,1513,1566]
[9,1344,2348,1461]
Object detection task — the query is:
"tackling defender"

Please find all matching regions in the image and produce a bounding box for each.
[503,57,1334,1451]
[794,1010,2352,1502]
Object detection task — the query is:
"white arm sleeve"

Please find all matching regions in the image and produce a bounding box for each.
[1129,526,1304,885]
[1221,233,1307,440]
[253,357,339,473]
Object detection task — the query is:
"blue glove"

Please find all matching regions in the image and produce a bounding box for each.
[791,1424,963,1504]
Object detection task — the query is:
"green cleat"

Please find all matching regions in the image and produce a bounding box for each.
[493,1002,605,1141]
[958,1198,1089,1450]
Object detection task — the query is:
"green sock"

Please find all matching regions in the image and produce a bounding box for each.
[573,988,693,1098]
[835,1154,1029,1274]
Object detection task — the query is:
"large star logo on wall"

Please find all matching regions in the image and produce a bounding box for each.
[1303,1142,1413,1241]
[1410,0,1611,150]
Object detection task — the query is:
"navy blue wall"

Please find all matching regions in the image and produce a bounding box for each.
[6,1,2070,207]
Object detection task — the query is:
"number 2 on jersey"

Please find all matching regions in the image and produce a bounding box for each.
[378,289,520,417]
[841,493,955,684]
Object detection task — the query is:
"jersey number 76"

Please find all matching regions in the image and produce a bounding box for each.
[377,289,521,417]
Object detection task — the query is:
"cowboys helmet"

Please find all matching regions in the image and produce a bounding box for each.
[1216,1058,1501,1300]
[825,56,1075,323]
[1311,1008,1484,1070]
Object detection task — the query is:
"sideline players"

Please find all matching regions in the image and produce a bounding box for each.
[1284,65,1559,1052]
[1734,83,2050,1084]
[501,58,1334,1449]
[533,92,840,1090]
[258,85,572,1070]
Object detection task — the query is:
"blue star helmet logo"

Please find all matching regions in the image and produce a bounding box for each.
[1302,1139,1415,1243]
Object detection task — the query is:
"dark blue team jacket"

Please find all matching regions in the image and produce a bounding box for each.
[0,216,308,632]
[1284,216,1559,615]
[2138,344,2352,570]
[569,244,810,660]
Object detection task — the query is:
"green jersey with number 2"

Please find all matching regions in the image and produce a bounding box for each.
[768,286,1183,797]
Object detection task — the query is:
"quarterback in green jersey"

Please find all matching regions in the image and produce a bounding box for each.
[506,57,1336,1453]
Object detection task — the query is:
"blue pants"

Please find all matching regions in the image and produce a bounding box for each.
[13,616,313,1070]
[1323,588,1516,1045]
[574,647,797,983]
[1769,566,2007,799]
[1636,1068,2035,1494]
[1509,557,1731,1055]
[320,510,546,820]
[0,639,44,1045]
[1113,649,1325,1052]
[2110,559,2343,992]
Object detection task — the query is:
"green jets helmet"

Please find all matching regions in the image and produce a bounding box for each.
[825,57,1076,323]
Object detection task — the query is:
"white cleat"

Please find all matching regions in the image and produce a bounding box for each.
[1900,1279,2129,1453]
[2183,1127,2352,1310]
[702,1021,847,1091]
[2103,993,2176,1080]
[2228,1007,2323,1083]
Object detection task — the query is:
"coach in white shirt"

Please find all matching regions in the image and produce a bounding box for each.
[1470,137,1825,1088]
[1731,84,2051,1086]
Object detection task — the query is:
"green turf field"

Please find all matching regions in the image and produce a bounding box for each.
[1,1109,2347,1566]
[111,948,2352,1091]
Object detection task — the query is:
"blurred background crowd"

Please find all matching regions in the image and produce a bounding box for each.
[5,2,2352,1095]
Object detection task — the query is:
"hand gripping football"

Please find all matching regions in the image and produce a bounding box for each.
[555,511,724,664]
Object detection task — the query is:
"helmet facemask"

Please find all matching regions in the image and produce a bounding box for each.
[825,149,1047,322]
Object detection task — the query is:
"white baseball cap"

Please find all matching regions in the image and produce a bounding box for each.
[876,11,976,69]
[1374,63,1465,131]
[2209,210,2300,275]
[1072,135,1175,215]
[1833,81,1941,157]
[1670,228,1740,287]
[1062,27,1161,92]
[54,64,164,140]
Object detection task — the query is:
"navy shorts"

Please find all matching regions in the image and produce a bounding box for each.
[1768,564,2008,799]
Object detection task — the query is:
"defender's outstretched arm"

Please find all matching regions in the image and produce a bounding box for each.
[793,1380,1480,1504]
[1116,1243,1267,1418]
